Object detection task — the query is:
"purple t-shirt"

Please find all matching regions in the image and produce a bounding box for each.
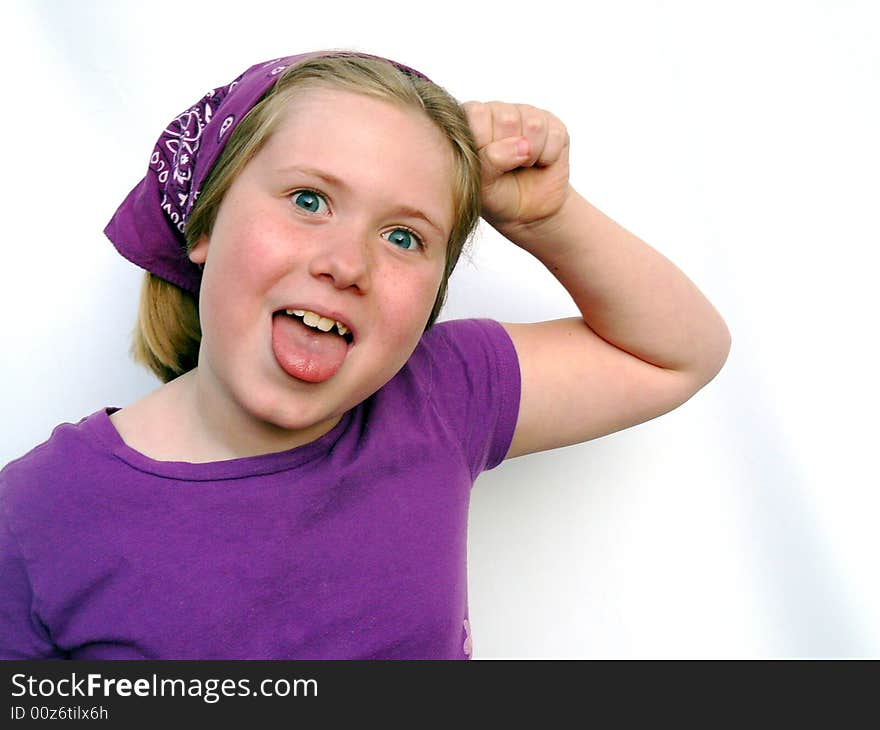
[0,318,520,660]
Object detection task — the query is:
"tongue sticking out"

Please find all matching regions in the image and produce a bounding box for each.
[272,313,349,383]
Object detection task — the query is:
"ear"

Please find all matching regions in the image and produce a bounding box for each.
[188,233,209,265]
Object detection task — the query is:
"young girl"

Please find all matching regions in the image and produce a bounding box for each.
[0,49,731,659]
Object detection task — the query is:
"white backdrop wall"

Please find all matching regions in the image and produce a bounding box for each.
[1,0,877,658]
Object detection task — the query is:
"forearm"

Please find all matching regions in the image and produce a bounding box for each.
[501,185,731,378]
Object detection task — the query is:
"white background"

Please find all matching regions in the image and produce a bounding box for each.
[1,0,878,658]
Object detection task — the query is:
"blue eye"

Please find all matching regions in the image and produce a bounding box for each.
[383,228,424,251]
[291,189,424,252]
[291,189,328,214]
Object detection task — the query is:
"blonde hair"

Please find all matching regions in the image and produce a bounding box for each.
[130,51,482,383]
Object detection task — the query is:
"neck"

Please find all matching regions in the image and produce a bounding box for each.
[168,368,342,462]
[137,368,341,463]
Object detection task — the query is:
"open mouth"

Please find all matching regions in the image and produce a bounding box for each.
[274,309,355,345]
[271,309,354,383]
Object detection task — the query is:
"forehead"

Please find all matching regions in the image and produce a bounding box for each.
[253,87,456,230]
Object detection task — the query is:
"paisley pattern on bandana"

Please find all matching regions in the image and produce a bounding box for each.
[150,56,318,237]
[216,114,235,143]
[150,77,243,234]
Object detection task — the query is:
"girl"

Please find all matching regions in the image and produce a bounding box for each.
[0,50,731,659]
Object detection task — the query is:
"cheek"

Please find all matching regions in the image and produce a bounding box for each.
[224,219,290,284]
[200,238,283,347]
[209,221,293,307]
[378,270,443,347]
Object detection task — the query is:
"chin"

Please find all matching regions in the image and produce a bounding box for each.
[249,392,334,433]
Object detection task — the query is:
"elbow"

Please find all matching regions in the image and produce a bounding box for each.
[701,324,733,384]
[680,323,732,388]
[717,321,733,370]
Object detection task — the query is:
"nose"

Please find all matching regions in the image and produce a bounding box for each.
[307,222,372,291]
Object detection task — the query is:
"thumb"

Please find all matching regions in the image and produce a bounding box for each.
[479,136,530,184]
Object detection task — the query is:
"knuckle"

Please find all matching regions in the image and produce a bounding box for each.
[549,125,568,143]
[526,117,545,133]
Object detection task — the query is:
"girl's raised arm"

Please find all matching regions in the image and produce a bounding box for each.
[462,101,731,460]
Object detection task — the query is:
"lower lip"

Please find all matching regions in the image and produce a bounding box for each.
[270,313,354,384]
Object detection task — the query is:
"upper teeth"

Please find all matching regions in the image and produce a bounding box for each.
[286,309,350,337]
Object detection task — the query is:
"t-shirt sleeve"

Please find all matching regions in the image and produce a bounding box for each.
[0,476,65,659]
[424,318,521,481]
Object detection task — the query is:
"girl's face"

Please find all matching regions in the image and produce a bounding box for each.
[188,86,456,438]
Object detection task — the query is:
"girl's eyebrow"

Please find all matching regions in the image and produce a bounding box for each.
[276,164,445,236]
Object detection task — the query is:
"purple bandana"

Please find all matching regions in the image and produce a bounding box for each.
[104,50,432,296]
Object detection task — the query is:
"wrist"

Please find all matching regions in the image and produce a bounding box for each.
[493,184,582,256]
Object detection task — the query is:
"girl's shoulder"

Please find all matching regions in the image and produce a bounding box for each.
[409,317,521,478]
[3,370,188,489]
[2,413,95,478]
[0,375,181,504]
[0,407,109,522]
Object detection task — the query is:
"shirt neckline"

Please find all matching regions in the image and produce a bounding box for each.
[86,405,355,481]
